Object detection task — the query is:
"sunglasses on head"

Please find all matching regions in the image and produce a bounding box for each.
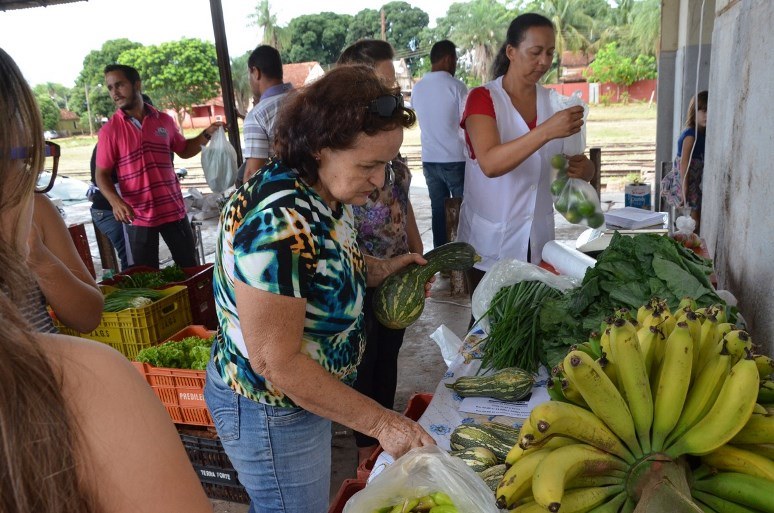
[368,94,404,117]
[8,140,60,194]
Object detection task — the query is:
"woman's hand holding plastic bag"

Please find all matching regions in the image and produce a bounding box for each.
[343,446,500,513]
[549,154,605,228]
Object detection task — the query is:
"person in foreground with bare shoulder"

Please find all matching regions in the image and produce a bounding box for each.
[0,47,213,513]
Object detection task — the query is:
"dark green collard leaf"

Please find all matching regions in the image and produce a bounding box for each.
[651,255,712,301]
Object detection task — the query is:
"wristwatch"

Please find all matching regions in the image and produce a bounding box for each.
[202,130,212,141]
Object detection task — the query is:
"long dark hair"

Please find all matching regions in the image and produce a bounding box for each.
[685,90,708,132]
[491,13,555,79]
[0,48,95,513]
[274,65,415,185]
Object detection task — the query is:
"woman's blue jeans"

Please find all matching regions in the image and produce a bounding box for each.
[204,361,332,513]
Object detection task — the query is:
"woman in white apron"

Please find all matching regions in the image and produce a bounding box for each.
[458,12,595,300]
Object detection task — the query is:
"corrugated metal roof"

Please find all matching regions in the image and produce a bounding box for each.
[0,0,85,11]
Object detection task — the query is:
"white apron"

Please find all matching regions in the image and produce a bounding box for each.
[457,78,562,271]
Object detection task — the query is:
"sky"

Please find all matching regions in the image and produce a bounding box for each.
[0,0,454,87]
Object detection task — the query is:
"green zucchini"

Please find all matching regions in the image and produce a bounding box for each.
[479,421,522,447]
[449,424,514,463]
[449,446,498,473]
[445,367,534,402]
[478,463,507,492]
[373,242,480,329]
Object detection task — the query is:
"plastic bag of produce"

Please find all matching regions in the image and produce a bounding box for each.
[201,127,237,193]
[344,445,499,513]
[549,154,605,228]
[548,89,588,155]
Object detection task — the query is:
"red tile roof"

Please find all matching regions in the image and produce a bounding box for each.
[283,62,321,88]
[59,108,79,121]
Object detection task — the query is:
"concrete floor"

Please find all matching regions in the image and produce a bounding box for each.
[62,176,626,512]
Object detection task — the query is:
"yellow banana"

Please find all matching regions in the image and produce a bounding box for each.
[496,448,552,510]
[597,353,619,390]
[691,472,774,512]
[665,352,732,447]
[666,353,759,458]
[678,297,698,311]
[636,325,660,377]
[561,378,590,409]
[754,403,769,414]
[755,355,774,379]
[532,443,628,511]
[723,330,753,365]
[681,310,703,376]
[609,318,653,454]
[637,302,655,325]
[516,420,540,452]
[729,443,774,460]
[760,380,774,404]
[695,314,720,374]
[713,303,729,324]
[701,444,774,481]
[566,474,625,489]
[651,321,694,452]
[563,350,642,458]
[729,413,774,445]
[527,400,635,463]
[586,491,628,513]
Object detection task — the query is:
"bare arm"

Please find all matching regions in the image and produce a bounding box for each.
[243,157,267,182]
[95,166,134,224]
[405,200,424,254]
[466,106,585,178]
[30,195,103,332]
[55,335,213,513]
[236,283,435,458]
[678,136,696,205]
[178,122,225,159]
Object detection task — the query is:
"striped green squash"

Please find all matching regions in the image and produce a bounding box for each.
[449,446,498,473]
[450,424,514,463]
[373,242,480,329]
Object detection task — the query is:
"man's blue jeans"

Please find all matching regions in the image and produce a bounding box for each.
[204,361,332,513]
[422,162,465,248]
[91,207,131,270]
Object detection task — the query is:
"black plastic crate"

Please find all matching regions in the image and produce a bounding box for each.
[179,428,249,503]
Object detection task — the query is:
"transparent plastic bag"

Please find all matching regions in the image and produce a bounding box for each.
[549,155,604,227]
[672,215,702,249]
[201,127,237,193]
[549,89,588,155]
[343,446,499,513]
[471,258,577,331]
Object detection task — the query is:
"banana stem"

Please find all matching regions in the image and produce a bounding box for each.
[631,459,703,513]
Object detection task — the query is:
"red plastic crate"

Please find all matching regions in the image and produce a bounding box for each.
[328,478,366,513]
[132,325,216,427]
[356,393,433,480]
[68,223,96,279]
[101,264,217,330]
[178,427,250,504]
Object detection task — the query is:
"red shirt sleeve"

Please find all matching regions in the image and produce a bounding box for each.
[460,87,495,160]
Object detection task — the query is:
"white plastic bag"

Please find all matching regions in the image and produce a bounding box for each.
[551,174,605,228]
[549,89,588,155]
[201,127,237,193]
[672,215,702,249]
[429,325,463,368]
[343,446,499,513]
[471,259,577,330]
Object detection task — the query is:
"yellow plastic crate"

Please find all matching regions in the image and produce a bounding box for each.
[54,286,192,359]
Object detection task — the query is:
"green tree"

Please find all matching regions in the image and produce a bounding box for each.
[585,42,656,101]
[33,83,71,110]
[347,8,381,44]
[72,38,143,123]
[627,0,660,56]
[285,12,353,65]
[36,94,60,131]
[437,0,511,83]
[248,0,291,53]
[119,38,221,127]
[381,2,429,52]
[231,51,253,117]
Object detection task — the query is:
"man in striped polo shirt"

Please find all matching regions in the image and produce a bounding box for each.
[95,64,223,269]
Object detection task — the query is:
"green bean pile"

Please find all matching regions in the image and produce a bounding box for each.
[478,280,563,374]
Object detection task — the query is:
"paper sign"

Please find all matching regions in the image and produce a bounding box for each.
[458,385,550,418]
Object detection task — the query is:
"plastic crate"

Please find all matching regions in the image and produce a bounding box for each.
[68,223,96,279]
[178,428,250,504]
[356,393,433,480]
[131,325,215,427]
[101,264,217,330]
[328,479,366,513]
[54,286,192,359]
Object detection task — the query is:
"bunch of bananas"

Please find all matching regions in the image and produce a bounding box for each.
[495,298,774,512]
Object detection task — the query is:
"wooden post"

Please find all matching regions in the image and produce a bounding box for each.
[94,227,119,275]
[589,147,602,197]
[444,197,467,297]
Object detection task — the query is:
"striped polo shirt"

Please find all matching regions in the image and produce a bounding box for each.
[96,104,187,227]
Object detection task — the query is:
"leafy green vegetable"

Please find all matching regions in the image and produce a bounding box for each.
[115,265,187,289]
[136,334,214,369]
[103,288,165,312]
[539,233,732,369]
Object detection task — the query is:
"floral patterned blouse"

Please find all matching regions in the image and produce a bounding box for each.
[352,156,412,259]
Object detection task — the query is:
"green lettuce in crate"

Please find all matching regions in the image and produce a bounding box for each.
[136,335,214,369]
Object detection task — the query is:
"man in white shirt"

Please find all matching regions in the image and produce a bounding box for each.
[411,40,468,248]
[241,45,293,183]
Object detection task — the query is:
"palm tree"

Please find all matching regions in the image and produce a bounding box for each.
[248,0,291,53]
[628,0,661,56]
[231,51,252,117]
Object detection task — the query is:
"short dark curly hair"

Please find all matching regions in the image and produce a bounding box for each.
[274,65,416,185]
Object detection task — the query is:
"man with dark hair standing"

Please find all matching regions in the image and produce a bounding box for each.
[95,64,222,269]
[242,45,293,182]
[411,40,468,248]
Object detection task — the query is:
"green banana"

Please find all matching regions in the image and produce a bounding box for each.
[756,356,774,379]
[759,380,774,404]
[652,321,694,453]
[531,443,628,511]
[587,491,628,513]
[666,353,759,458]
[691,472,774,512]
[527,400,635,463]
[609,317,653,454]
[691,490,757,513]
[565,474,624,489]
[563,350,642,458]
[729,413,774,445]
[665,352,732,447]
[700,444,774,481]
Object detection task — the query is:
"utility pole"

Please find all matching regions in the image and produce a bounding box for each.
[380,8,386,41]
[84,83,94,136]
